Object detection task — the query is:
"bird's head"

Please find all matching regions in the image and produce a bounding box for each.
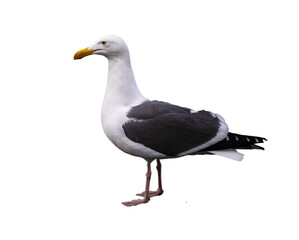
[74,35,129,60]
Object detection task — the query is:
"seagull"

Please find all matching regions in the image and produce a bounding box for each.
[74,35,266,207]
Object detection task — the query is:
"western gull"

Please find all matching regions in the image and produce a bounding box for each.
[74,35,266,207]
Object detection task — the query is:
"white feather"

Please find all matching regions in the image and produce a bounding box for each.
[208,149,244,161]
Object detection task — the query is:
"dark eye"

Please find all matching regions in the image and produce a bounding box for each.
[101,41,107,45]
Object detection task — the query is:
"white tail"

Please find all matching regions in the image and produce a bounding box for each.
[208,149,244,161]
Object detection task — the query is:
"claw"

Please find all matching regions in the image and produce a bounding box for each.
[122,198,150,207]
[136,189,164,197]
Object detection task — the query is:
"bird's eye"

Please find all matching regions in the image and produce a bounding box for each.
[101,41,107,45]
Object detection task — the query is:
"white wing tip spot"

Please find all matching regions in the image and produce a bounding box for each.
[246,137,250,142]
[235,136,239,141]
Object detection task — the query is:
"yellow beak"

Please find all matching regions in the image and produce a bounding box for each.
[74,47,97,60]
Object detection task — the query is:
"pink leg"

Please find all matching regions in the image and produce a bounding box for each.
[136,159,164,198]
[122,162,152,207]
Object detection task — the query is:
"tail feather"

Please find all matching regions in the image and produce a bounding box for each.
[202,132,267,151]
[208,149,244,161]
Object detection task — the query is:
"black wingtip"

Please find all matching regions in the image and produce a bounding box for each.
[251,145,265,150]
[200,132,267,152]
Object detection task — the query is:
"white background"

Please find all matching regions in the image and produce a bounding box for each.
[1,0,298,239]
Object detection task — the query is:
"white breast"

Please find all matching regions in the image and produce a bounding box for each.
[100,57,166,161]
[101,104,166,161]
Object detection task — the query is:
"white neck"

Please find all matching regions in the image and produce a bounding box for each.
[102,54,146,110]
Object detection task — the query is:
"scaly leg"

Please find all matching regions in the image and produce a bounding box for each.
[122,162,152,207]
[136,159,164,198]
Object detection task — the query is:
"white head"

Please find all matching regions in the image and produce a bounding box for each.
[74,35,129,60]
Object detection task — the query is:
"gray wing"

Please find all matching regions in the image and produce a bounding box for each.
[123,101,225,156]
